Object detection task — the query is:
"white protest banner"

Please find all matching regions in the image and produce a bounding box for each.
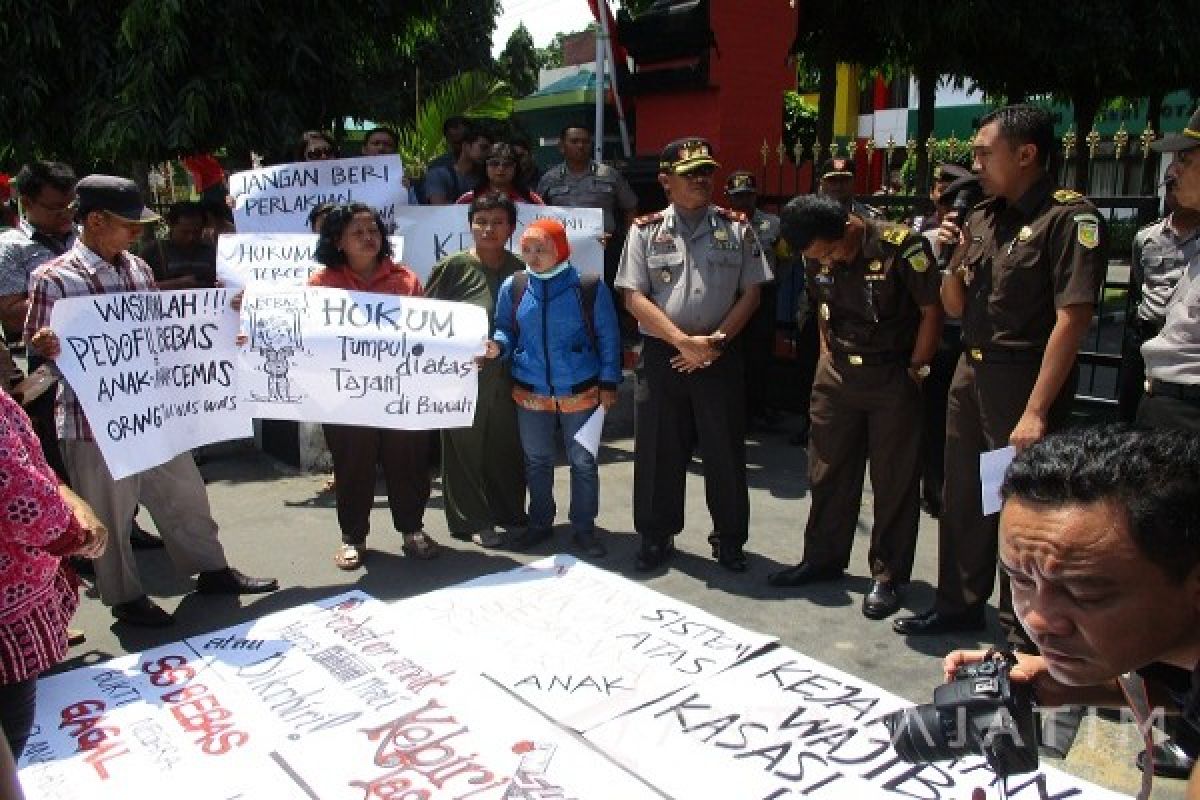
[50,289,250,479]
[215,233,405,289]
[237,286,488,429]
[586,646,1128,800]
[390,555,777,731]
[19,591,663,800]
[390,204,605,278]
[229,154,407,233]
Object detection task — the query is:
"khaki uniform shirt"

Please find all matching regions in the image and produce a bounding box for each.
[952,175,1106,350]
[1142,244,1200,384]
[806,219,940,356]
[537,162,638,234]
[1131,215,1199,324]
[615,205,772,335]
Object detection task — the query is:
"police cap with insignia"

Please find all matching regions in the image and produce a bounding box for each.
[725,170,758,195]
[819,156,856,179]
[76,175,160,223]
[1151,107,1200,153]
[659,138,720,174]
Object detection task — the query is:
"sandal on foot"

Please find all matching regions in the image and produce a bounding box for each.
[401,531,441,560]
[334,543,364,570]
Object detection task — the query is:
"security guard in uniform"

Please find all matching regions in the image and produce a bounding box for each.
[894,105,1107,647]
[725,170,783,428]
[538,125,640,285]
[768,195,942,619]
[615,138,772,572]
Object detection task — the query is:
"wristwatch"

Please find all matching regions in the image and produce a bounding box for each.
[910,363,931,379]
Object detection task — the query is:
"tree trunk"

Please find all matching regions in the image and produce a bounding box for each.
[814,50,837,192]
[1141,91,1164,195]
[1071,90,1102,194]
[914,64,937,195]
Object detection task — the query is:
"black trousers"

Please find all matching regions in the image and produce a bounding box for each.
[1136,392,1200,433]
[919,324,962,511]
[0,678,36,760]
[26,354,67,482]
[744,283,778,420]
[633,336,749,547]
[323,424,431,544]
[1118,325,1157,425]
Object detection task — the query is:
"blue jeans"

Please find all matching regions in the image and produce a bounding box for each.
[516,406,599,534]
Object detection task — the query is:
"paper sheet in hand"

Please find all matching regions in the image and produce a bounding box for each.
[980,445,1016,516]
[573,405,606,457]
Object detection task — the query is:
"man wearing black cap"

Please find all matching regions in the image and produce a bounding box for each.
[914,163,972,234]
[725,170,782,429]
[1138,108,1200,435]
[25,175,278,628]
[768,195,942,619]
[893,105,1107,647]
[615,139,772,572]
[818,156,882,220]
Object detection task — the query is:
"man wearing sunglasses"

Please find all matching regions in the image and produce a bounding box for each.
[615,138,771,573]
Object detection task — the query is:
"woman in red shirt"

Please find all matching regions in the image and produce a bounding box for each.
[456,143,545,205]
[309,203,438,569]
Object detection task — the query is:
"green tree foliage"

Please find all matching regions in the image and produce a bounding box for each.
[783,92,818,164]
[497,24,542,97]
[392,72,514,178]
[0,0,500,168]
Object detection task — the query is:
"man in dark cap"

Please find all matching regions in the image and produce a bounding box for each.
[818,156,882,220]
[767,195,942,619]
[914,163,972,234]
[25,175,278,628]
[725,170,783,429]
[615,139,772,572]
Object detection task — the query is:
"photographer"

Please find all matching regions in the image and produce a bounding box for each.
[943,426,1200,796]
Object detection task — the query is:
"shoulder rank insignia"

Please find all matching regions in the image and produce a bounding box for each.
[880,227,909,247]
[1053,189,1085,204]
[714,206,747,223]
[902,242,930,272]
[633,211,665,227]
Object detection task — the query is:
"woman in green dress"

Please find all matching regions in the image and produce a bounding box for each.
[425,193,528,546]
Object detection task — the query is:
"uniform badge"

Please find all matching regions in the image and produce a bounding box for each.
[908,253,929,272]
[1076,217,1100,250]
[819,303,830,321]
[1018,225,1034,242]
[713,228,729,242]
[759,220,771,231]
[869,260,882,272]
[659,268,673,283]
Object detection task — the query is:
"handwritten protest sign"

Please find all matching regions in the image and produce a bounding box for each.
[586,646,1127,800]
[50,289,250,479]
[391,204,605,278]
[215,233,406,289]
[18,591,662,800]
[391,555,776,731]
[228,155,407,233]
[237,286,488,429]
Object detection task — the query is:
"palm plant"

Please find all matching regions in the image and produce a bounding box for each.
[392,71,514,179]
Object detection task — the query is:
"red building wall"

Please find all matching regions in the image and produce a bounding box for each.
[633,0,798,196]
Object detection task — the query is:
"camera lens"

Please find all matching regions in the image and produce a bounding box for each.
[883,705,964,763]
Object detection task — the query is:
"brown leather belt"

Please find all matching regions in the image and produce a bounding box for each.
[511,385,600,413]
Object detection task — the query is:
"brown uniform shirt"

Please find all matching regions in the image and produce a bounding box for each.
[953,174,1106,350]
[805,218,940,356]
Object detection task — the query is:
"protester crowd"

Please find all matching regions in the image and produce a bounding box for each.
[1,103,1199,795]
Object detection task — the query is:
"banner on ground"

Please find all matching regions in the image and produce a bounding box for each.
[237,286,488,429]
[391,204,604,278]
[215,233,406,289]
[229,155,407,234]
[18,591,661,800]
[49,289,250,479]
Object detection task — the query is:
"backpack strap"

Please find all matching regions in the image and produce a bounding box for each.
[510,270,530,338]
[510,270,600,350]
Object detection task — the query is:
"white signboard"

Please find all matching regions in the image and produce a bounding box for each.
[215,233,406,289]
[391,204,605,279]
[586,646,1127,800]
[229,155,407,233]
[49,289,250,479]
[237,286,488,430]
[19,591,662,800]
[391,556,777,732]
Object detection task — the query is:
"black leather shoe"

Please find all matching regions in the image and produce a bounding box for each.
[510,527,553,553]
[892,607,985,635]
[113,595,174,627]
[1137,741,1196,780]
[862,580,901,619]
[767,561,843,587]
[717,545,748,573]
[130,521,165,549]
[635,540,674,572]
[196,567,279,595]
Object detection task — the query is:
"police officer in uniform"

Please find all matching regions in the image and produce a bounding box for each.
[818,156,883,220]
[767,196,942,619]
[538,125,640,286]
[615,138,772,572]
[894,105,1107,647]
[725,170,783,428]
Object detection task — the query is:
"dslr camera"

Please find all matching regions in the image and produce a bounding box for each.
[883,649,1038,777]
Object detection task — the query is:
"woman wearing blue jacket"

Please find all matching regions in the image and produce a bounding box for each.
[492,218,622,556]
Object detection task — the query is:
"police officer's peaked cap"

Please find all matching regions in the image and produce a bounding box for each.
[660,138,719,174]
[819,156,855,179]
[1151,108,1200,153]
[725,171,758,194]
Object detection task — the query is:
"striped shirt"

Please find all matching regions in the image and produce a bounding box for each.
[24,241,157,441]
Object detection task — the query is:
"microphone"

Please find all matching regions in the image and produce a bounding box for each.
[937,174,983,271]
